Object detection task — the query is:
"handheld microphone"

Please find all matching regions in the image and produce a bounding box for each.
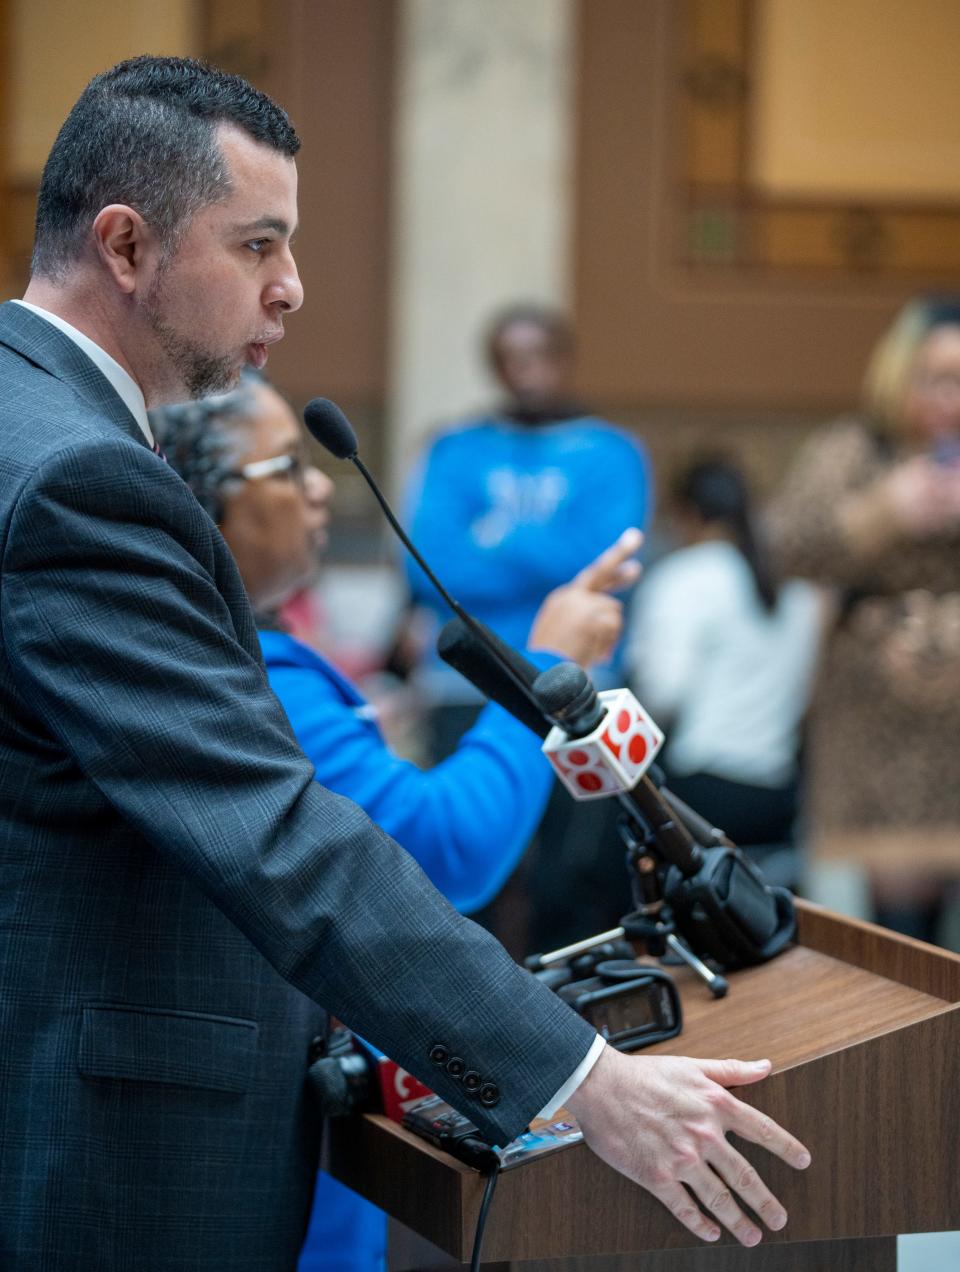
[303,397,558,729]
[436,623,795,971]
[435,617,550,739]
[533,662,697,876]
[438,618,732,849]
[437,619,717,865]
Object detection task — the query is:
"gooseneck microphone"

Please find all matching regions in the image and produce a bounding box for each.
[303,397,558,727]
[439,619,795,977]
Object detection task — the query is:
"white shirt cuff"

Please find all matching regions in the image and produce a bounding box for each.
[536,1033,606,1119]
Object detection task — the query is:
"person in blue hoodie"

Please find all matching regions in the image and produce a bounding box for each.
[403,304,654,950]
[152,375,642,1272]
[404,304,652,703]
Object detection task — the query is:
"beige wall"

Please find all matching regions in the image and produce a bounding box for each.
[387,0,575,481]
[751,0,960,202]
[573,0,938,416]
[9,0,197,182]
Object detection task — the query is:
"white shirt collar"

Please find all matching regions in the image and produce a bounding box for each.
[12,299,154,447]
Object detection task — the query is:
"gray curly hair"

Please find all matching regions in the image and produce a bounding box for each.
[150,371,264,522]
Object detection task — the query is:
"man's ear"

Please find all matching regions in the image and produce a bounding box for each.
[91,204,156,294]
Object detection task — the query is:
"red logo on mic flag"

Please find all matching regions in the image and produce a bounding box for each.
[544,688,663,801]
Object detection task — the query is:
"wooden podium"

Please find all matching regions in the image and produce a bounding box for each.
[326,901,960,1270]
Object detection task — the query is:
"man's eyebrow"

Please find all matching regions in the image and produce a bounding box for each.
[230,216,297,237]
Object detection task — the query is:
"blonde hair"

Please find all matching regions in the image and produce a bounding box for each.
[862,298,960,432]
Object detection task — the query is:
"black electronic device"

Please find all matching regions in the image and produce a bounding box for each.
[401,1095,507,1272]
[548,958,681,1051]
[402,1095,501,1171]
[403,1094,584,1172]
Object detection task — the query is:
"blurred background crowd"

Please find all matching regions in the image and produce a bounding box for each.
[3,0,959,952]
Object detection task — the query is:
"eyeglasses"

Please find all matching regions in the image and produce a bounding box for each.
[231,452,307,483]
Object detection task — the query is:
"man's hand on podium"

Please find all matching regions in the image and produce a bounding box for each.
[565,1045,811,1247]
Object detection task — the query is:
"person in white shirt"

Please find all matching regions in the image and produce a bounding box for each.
[629,458,826,884]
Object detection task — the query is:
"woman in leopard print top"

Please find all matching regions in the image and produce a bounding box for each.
[769,297,960,943]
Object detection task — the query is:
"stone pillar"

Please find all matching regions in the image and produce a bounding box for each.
[388,0,574,487]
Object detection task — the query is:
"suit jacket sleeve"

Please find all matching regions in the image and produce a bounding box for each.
[1,437,595,1143]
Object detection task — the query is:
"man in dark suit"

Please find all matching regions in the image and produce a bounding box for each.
[0,56,809,1270]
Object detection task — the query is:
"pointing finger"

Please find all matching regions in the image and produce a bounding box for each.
[574,527,643,593]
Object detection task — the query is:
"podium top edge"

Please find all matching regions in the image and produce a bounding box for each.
[795,899,960,1002]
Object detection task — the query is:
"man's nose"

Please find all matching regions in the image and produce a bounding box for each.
[268,249,304,314]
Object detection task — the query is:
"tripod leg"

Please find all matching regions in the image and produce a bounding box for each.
[665,933,729,998]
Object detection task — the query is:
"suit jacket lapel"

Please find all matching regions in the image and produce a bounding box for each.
[0,301,148,448]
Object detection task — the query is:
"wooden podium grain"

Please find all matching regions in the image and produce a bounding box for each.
[326,901,960,1269]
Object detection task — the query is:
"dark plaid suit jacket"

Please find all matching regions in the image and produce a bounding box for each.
[0,303,594,1271]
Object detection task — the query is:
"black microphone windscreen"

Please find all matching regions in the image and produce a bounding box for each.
[532,662,605,737]
[437,617,551,739]
[303,398,358,460]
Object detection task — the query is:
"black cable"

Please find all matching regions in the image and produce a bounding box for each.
[470,1160,501,1272]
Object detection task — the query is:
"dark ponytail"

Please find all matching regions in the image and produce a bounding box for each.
[673,459,779,613]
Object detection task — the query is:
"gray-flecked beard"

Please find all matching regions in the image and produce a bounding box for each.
[141,277,239,400]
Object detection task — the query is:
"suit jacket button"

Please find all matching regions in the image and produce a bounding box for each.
[479,1082,500,1108]
[429,1044,449,1067]
[446,1055,466,1078]
[462,1070,482,1093]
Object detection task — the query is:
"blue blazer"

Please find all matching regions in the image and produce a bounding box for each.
[0,304,594,1271]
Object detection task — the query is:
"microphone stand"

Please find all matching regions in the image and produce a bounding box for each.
[618,812,731,997]
[527,808,731,999]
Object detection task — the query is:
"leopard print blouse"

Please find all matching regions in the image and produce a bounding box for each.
[768,420,960,864]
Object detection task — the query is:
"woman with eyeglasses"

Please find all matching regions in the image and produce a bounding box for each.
[152,373,640,1272]
[769,296,960,944]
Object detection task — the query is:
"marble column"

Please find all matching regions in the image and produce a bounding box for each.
[388,0,574,487]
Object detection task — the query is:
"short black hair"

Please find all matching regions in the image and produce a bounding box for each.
[484,302,573,368]
[32,55,300,279]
